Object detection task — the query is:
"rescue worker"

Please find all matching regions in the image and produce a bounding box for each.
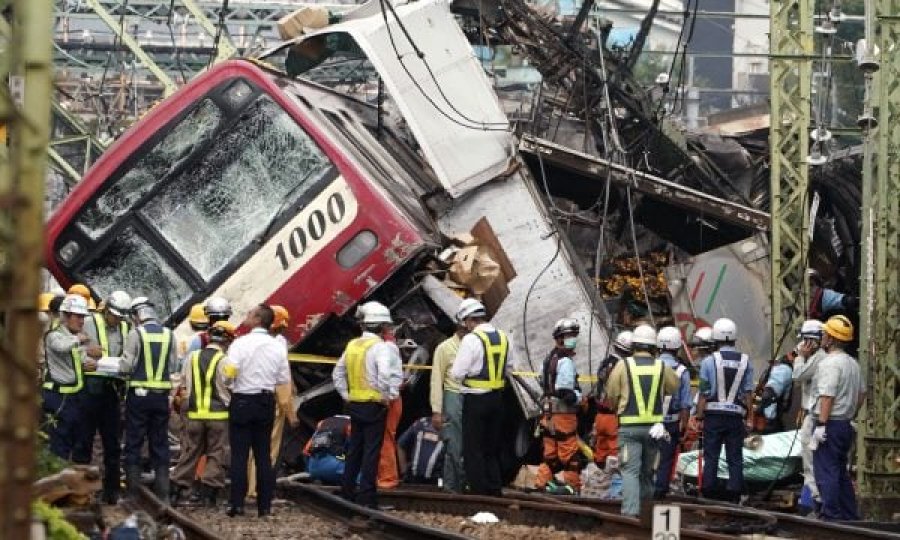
[80,290,132,503]
[121,297,177,500]
[593,330,632,467]
[376,310,404,492]
[653,326,691,499]
[810,315,864,521]
[333,301,402,508]
[42,294,101,460]
[247,304,298,500]
[37,292,63,369]
[303,415,351,485]
[179,303,209,359]
[695,317,754,503]
[605,324,680,517]
[535,318,583,495]
[450,298,513,497]
[397,416,445,485]
[225,304,296,518]
[755,349,794,434]
[690,326,714,359]
[429,321,467,493]
[791,319,825,514]
[807,269,858,321]
[171,321,237,507]
[68,283,98,311]
[184,296,232,360]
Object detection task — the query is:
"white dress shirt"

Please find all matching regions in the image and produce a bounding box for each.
[227,327,291,394]
[333,332,402,401]
[450,323,513,394]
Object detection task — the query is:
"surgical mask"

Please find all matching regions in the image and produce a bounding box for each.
[563,336,578,349]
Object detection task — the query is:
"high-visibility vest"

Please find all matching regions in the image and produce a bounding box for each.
[128,325,173,390]
[187,348,228,420]
[42,345,84,394]
[85,313,128,378]
[345,337,383,402]
[464,329,508,390]
[705,350,749,416]
[619,355,664,425]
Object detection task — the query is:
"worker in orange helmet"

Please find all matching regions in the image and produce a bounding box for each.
[247,304,298,500]
[68,283,97,311]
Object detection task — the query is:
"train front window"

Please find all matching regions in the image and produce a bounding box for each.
[140,95,332,280]
[79,227,192,319]
[76,100,223,239]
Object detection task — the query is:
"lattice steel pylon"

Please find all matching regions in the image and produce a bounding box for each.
[857,0,900,515]
[769,0,813,357]
[0,0,53,537]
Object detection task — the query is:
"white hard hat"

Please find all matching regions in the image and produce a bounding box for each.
[712,318,737,342]
[657,326,682,350]
[692,326,713,345]
[456,298,486,322]
[60,294,90,316]
[798,319,823,339]
[631,324,657,347]
[130,296,158,322]
[361,301,392,324]
[204,296,232,318]
[552,318,580,338]
[614,330,633,351]
[106,290,132,317]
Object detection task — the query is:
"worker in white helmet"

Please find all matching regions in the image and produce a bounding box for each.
[449,298,514,497]
[333,301,402,508]
[593,330,633,468]
[41,294,102,460]
[604,324,680,517]
[791,319,825,515]
[80,289,132,503]
[695,317,755,503]
[653,326,692,499]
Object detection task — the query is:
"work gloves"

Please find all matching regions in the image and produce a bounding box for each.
[809,424,827,450]
[649,422,670,442]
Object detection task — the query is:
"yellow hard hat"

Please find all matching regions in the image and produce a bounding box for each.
[271,305,290,330]
[38,292,55,312]
[188,303,209,325]
[209,320,237,341]
[68,283,91,301]
[823,315,854,342]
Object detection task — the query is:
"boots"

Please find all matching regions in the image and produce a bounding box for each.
[153,466,170,501]
[202,485,219,508]
[125,465,142,498]
[170,484,187,507]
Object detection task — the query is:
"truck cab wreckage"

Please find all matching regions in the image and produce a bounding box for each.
[45,0,861,479]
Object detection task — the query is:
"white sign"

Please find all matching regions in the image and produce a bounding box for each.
[652,505,681,540]
[9,75,24,107]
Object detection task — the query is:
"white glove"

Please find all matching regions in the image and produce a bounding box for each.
[649,422,670,442]
[809,425,827,450]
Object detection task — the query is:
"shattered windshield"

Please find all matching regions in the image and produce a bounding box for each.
[76,100,222,238]
[79,227,192,319]
[141,95,332,280]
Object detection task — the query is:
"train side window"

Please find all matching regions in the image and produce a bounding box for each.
[336,230,378,268]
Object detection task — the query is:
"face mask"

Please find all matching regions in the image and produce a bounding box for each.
[563,337,578,349]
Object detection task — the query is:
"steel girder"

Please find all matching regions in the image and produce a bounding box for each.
[857,0,900,512]
[0,1,53,536]
[768,0,813,357]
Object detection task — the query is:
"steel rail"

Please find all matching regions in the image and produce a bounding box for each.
[130,485,224,540]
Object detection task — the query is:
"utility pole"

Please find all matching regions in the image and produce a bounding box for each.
[769,0,813,357]
[857,0,900,517]
[0,0,53,537]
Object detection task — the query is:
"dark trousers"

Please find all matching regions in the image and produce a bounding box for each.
[124,391,170,468]
[701,413,745,500]
[79,378,123,496]
[814,419,859,520]
[462,391,504,496]
[41,389,84,461]
[229,392,275,513]
[341,401,386,507]
[654,421,682,496]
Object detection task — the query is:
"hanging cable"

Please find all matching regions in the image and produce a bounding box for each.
[166,0,188,83]
[626,182,656,326]
[208,0,230,68]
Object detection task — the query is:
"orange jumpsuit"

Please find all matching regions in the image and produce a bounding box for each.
[535,348,583,491]
[593,352,622,466]
[377,397,402,488]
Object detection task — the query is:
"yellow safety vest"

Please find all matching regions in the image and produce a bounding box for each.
[187,349,228,420]
[619,356,664,425]
[85,313,128,378]
[42,347,84,394]
[464,329,508,390]
[129,327,173,389]
[345,337,383,402]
